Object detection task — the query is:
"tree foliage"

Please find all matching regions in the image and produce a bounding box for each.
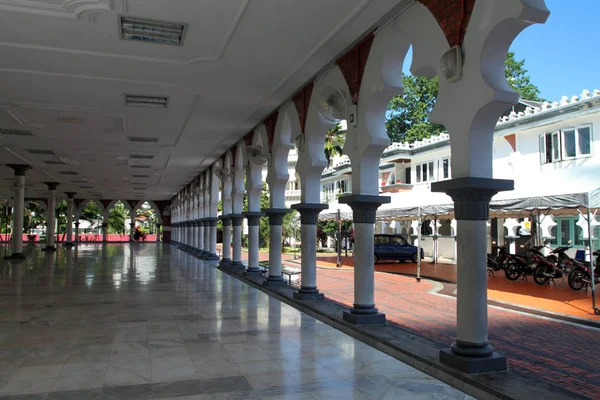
[386,52,543,143]
[324,123,345,167]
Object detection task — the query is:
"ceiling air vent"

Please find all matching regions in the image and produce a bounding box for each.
[132,174,149,178]
[59,171,78,175]
[0,128,34,137]
[120,16,186,46]
[45,160,66,165]
[130,165,152,169]
[127,136,159,143]
[27,149,55,155]
[130,154,154,160]
[125,94,168,109]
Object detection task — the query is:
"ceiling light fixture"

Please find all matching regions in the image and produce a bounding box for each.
[57,117,84,124]
[125,94,168,108]
[120,16,186,46]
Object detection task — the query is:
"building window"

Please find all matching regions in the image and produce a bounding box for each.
[323,182,334,196]
[540,125,592,164]
[549,217,585,248]
[416,161,435,183]
[441,158,451,180]
[336,179,348,194]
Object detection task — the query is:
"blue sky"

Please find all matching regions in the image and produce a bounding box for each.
[403,1,599,102]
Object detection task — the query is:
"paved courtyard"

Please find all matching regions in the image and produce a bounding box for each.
[0,243,470,399]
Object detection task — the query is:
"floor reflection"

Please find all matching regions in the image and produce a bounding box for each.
[0,243,469,399]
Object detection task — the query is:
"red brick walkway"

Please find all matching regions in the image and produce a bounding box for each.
[316,269,600,399]
[227,246,600,398]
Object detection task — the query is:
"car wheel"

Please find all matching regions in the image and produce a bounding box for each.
[412,253,419,263]
[374,253,379,264]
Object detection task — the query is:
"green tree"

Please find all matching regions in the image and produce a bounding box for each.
[504,51,543,102]
[108,201,129,234]
[324,123,345,167]
[80,201,102,232]
[281,210,300,246]
[386,51,543,142]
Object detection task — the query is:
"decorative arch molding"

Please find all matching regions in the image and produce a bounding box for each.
[0,0,113,20]
[267,105,296,208]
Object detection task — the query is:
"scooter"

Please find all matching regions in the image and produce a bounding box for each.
[531,245,567,285]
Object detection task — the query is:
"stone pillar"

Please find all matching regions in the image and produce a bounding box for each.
[43,182,59,252]
[263,208,291,287]
[64,192,76,246]
[4,164,30,260]
[130,218,135,242]
[206,218,219,261]
[219,215,232,267]
[192,220,199,251]
[197,220,205,255]
[229,214,245,270]
[339,195,389,325]
[187,219,194,249]
[102,222,109,243]
[74,222,80,243]
[291,203,328,300]
[432,177,512,372]
[202,219,211,258]
[243,212,263,276]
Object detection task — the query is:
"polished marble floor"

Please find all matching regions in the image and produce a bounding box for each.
[0,243,470,399]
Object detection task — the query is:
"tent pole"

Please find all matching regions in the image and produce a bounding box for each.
[416,206,421,283]
[586,199,598,314]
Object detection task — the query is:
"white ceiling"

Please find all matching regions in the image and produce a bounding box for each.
[0,0,409,201]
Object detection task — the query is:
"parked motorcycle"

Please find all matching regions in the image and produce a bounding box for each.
[504,246,535,281]
[487,243,510,272]
[531,245,566,285]
[568,249,600,291]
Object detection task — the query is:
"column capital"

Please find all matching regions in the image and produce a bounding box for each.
[65,192,77,198]
[291,203,327,225]
[262,208,291,226]
[205,217,218,227]
[219,215,232,227]
[6,164,31,176]
[338,195,390,224]
[243,211,263,226]
[432,177,513,220]
[44,182,60,191]
[229,214,244,226]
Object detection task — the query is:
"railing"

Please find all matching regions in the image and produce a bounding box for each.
[285,189,301,197]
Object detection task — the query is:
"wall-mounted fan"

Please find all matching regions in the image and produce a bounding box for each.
[317,86,347,122]
[245,145,270,165]
[214,165,232,181]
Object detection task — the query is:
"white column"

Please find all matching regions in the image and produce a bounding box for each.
[44,182,58,251]
[263,210,290,286]
[456,220,488,346]
[203,220,210,257]
[5,165,29,259]
[130,218,135,242]
[243,213,262,276]
[219,216,232,267]
[206,218,219,260]
[230,215,244,270]
[65,192,75,246]
[292,204,327,300]
[198,220,205,254]
[338,197,387,324]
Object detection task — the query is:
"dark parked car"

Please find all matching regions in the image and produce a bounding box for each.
[374,234,423,263]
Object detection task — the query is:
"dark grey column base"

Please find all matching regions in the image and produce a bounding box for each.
[343,310,386,325]
[4,253,26,260]
[229,261,246,271]
[439,348,507,373]
[205,253,220,261]
[64,242,75,247]
[263,277,288,287]
[42,246,57,252]
[219,259,232,268]
[293,291,325,300]
[244,269,263,277]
